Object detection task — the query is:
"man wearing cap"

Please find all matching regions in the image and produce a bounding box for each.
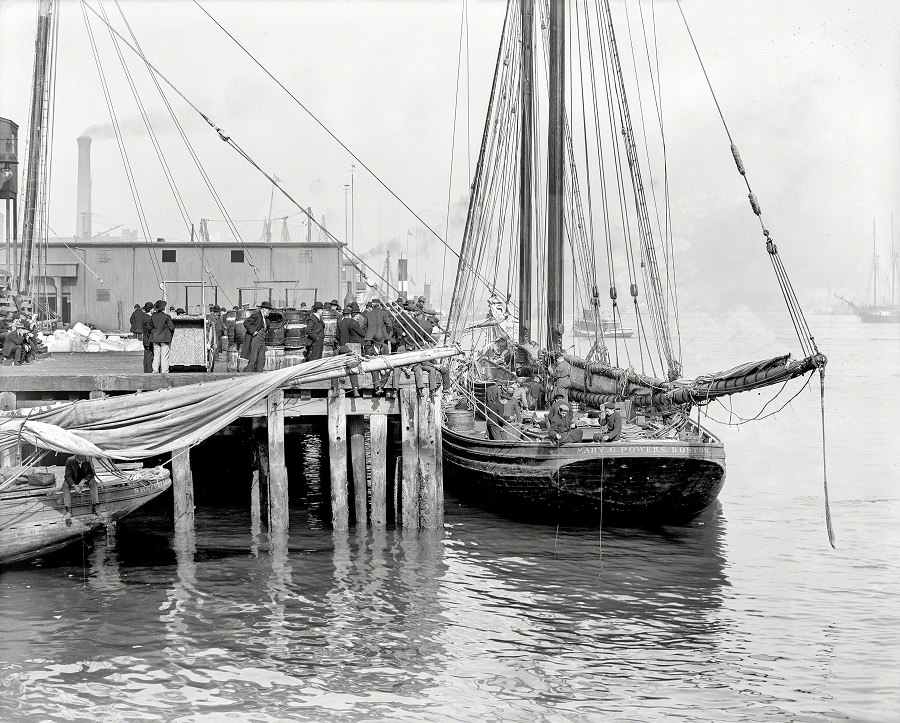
[543,394,580,444]
[149,300,175,373]
[241,300,272,372]
[303,301,326,362]
[138,301,154,373]
[593,404,622,443]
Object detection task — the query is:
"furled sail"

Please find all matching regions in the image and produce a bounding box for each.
[565,352,826,412]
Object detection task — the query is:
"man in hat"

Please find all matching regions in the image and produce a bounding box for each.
[129,303,143,338]
[149,300,175,373]
[303,301,326,362]
[593,404,622,443]
[241,300,273,372]
[138,301,154,372]
[328,299,341,313]
[209,305,225,355]
[1,318,26,364]
[63,453,99,514]
[336,305,365,396]
[543,393,580,444]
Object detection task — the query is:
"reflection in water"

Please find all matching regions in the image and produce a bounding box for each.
[87,524,125,595]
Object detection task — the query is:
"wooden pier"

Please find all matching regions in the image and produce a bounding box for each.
[1,351,449,531]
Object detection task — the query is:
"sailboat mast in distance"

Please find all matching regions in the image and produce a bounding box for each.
[546,0,565,350]
[518,0,534,345]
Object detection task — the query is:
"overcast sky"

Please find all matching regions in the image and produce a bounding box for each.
[1,0,898,312]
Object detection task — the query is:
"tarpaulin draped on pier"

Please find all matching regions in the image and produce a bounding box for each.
[0,348,458,460]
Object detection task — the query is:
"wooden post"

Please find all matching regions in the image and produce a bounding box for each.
[433,391,444,529]
[369,414,388,527]
[171,446,194,536]
[0,392,16,468]
[348,415,367,529]
[399,387,419,528]
[267,389,289,534]
[328,389,349,530]
[417,388,439,529]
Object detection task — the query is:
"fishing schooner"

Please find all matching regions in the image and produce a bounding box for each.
[442,0,827,525]
[835,218,900,323]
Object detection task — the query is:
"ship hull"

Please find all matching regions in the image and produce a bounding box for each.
[442,428,725,525]
[0,467,171,565]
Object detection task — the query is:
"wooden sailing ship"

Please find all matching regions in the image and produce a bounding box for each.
[442,0,827,525]
[835,218,900,323]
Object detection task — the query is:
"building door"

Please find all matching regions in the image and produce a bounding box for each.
[61,294,71,324]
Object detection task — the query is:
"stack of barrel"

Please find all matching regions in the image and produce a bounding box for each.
[222,304,345,371]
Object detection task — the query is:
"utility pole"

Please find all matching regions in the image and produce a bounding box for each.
[350,163,356,253]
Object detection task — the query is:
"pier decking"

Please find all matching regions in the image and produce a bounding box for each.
[1,351,450,533]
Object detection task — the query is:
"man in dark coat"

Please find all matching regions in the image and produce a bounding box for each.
[138,301,154,372]
[149,299,175,373]
[303,301,326,362]
[240,300,272,372]
[544,397,580,444]
[593,405,623,443]
[336,305,365,396]
[212,305,226,354]
[129,304,143,336]
[63,453,99,513]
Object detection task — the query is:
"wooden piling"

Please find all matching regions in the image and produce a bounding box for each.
[267,389,289,534]
[399,387,419,528]
[0,392,17,468]
[369,414,388,526]
[417,388,441,529]
[171,446,194,535]
[348,415,367,529]
[328,389,349,530]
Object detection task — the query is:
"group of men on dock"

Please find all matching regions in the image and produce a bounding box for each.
[129,300,175,373]
[1,309,44,366]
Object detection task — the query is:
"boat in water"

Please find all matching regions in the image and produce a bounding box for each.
[835,218,900,323]
[0,464,170,565]
[572,308,634,338]
[442,0,827,525]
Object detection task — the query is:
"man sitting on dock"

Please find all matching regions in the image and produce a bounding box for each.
[63,454,99,514]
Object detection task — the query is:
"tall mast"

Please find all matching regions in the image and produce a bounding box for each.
[546,0,565,350]
[518,0,534,345]
[872,216,878,306]
[18,0,54,296]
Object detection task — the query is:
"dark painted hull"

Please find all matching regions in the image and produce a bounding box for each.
[442,427,726,525]
[0,467,171,565]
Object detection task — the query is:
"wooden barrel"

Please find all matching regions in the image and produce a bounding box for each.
[226,349,240,372]
[264,348,284,371]
[265,310,285,347]
[445,409,475,432]
[233,309,251,347]
[283,349,306,366]
[224,310,237,343]
[473,380,491,420]
[320,309,339,358]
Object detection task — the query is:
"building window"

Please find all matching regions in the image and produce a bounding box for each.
[97,249,110,263]
[96,289,110,302]
[231,250,244,263]
[161,249,176,263]
[298,250,312,264]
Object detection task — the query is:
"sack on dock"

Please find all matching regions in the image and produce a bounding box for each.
[52,336,71,352]
[85,341,101,352]
[88,329,107,342]
[124,339,144,352]
[72,322,91,337]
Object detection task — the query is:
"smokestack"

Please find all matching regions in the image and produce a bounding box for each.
[76,135,91,241]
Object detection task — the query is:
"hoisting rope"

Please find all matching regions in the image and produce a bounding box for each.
[819,368,835,548]
[676,0,831,546]
[189,0,508,307]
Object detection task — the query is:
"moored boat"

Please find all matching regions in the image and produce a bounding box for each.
[0,464,171,565]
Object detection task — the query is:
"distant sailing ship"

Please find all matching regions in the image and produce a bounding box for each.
[836,218,900,323]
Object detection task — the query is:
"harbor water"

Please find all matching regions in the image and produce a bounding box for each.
[0,312,897,721]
